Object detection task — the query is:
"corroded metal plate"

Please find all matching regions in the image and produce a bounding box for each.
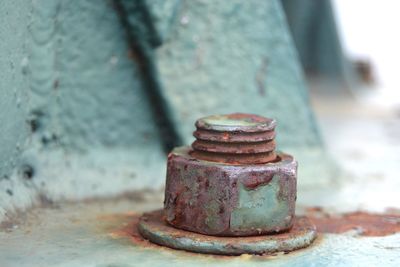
[138,210,317,255]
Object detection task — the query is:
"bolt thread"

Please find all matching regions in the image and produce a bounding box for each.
[190,113,277,164]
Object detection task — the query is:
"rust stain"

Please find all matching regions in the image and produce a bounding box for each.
[192,139,276,154]
[194,129,275,143]
[242,173,274,190]
[105,213,155,247]
[190,150,277,165]
[306,207,400,236]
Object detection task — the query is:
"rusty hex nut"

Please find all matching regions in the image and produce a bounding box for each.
[163,113,297,237]
[164,147,297,236]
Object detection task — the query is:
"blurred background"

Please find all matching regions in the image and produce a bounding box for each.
[334,0,400,108]
[0,0,399,266]
[282,0,400,210]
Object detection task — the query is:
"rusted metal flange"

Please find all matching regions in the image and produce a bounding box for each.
[138,210,317,255]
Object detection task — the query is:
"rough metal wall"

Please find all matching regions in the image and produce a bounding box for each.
[0,0,166,220]
[281,0,345,77]
[0,0,32,217]
[153,0,322,149]
[0,0,30,180]
[280,0,358,93]
[0,0,329,221]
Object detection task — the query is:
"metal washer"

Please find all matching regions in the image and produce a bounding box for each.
[138,210,317,256]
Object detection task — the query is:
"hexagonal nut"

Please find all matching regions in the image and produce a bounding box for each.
[164,146,297,236]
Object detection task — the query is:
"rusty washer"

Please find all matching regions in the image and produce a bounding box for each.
[138,113,316,254]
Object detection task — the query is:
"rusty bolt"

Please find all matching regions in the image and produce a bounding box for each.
[164,113,297,236]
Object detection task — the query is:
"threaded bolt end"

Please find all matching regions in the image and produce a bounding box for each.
[191,113,277,164]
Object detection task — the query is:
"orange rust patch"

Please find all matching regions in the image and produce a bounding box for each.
[107,213,157,248]
[306,208,400,236]
[97,211,321,258]
[190,150,277,165]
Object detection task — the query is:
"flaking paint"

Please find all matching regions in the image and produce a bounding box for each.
[230,175,292,233]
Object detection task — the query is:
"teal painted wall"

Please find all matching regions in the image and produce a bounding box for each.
[0,0,167,219]
[154,0,322,148]
[0,0,30,179]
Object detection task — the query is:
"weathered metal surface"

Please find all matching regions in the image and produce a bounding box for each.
[164,147,297,236]
[195,114,276,133]
[138,209,316,255]
[161,113,300,240]
[194,129,276,143]
[2,194,400,267]
[306,208,400,236]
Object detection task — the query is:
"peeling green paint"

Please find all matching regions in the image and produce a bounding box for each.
[231,175,291,232]
[205,199,222,230]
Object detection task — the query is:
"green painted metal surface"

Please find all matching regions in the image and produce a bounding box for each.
[231,175,290,232]
[0,0,30,179]
[0,0,167,219]
[0,0,32,218]
[154,0,322,149]
[1,1,389,266]
[0,0,331,221]
[280,0,359,93]
[0,197,399,266]
[281,0,346,78]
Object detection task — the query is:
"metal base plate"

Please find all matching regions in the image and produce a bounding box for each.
[138,210,317,255]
